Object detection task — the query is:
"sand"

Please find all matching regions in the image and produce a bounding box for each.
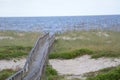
[0,55,120,79]
[0,58,26,71]
[0,36,14,40]
[49,55,120,75]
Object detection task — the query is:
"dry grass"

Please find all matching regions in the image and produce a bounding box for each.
[0,30,42,59]
[0,30,42,47]
[51,30,120,58]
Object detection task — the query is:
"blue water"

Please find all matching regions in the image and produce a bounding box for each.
[0,15,120,32]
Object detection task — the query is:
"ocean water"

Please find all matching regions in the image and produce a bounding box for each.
[0,15,120,32]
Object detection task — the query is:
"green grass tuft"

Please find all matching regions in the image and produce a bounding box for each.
[46,65,58,76]
[92,51,120,58]
[84,67,116,78]
[0,69,15,80]
[46,65,64,80]
[86,66,120,80]
[49,48,93,59]
[49,48,120,59]
[0,46,32,60]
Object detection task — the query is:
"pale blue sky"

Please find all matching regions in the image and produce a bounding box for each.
[0,0,120,17]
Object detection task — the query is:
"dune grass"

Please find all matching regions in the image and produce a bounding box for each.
[0,30,42,47]
[0,30,42,59]
[50,30,120,59]
[49,30,120,80]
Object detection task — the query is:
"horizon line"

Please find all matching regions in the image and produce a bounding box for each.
[0,14,120,17]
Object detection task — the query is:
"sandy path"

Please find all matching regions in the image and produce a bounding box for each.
[49,55,120,75]
[0,58,26,71]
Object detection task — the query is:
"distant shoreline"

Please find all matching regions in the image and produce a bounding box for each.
[0,14,120,18]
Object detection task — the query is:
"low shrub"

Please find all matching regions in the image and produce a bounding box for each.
[46,65,64,80]
[46,65,58,76]
[87,66,120,80]
[49,48,120,59]
[0,46,32,59]
[92,51,120,58]
[49,48,93,59]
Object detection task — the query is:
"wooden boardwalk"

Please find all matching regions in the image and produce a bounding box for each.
[6,33,55,80]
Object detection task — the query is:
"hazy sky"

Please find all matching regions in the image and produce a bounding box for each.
[0,0,120,17]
